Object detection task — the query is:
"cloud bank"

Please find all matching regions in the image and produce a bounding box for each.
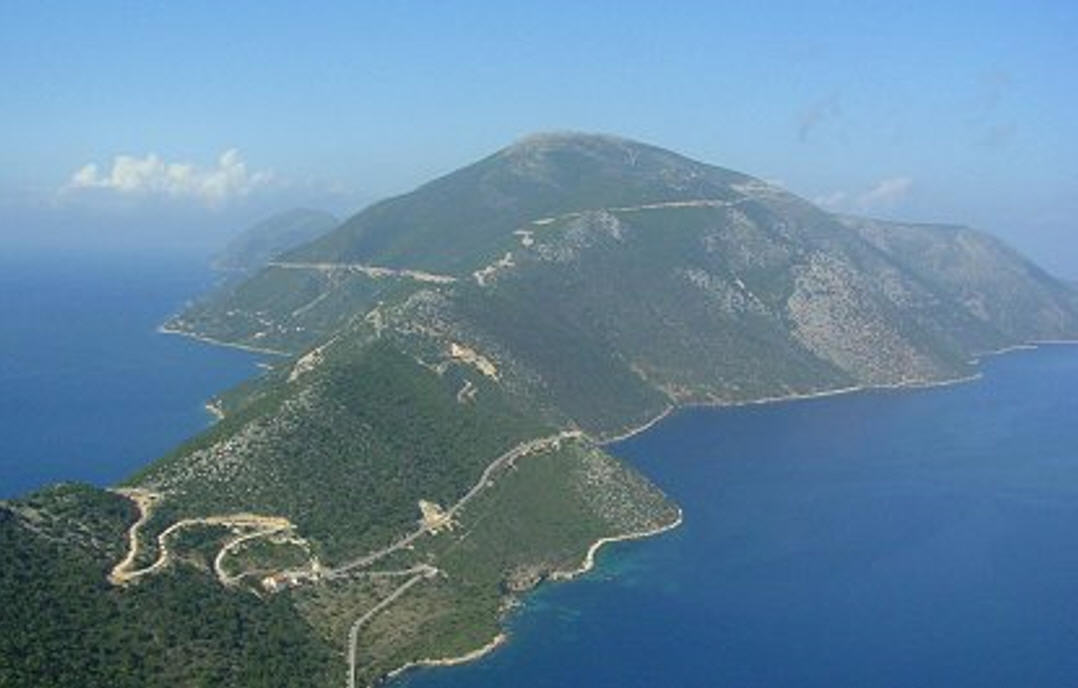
[63,149,273,205]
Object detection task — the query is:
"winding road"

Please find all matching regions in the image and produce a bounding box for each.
[109,430,586,688]
[110,431,583,588]
[108,493,299,587]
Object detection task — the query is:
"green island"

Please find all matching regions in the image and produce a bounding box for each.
[3,133,1077,687]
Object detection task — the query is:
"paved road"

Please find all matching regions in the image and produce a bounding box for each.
[347,565,439,688]
[325,430,582,579]
[268,262,457,284]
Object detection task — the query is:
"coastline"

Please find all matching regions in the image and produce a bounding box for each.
[384,633,508,682]
[157,324,291,357]
[600,371,985,447]
[968,343,1038,364]
[379,508,683,684]
[549,506,684,582]
[204,400,225,423]
[598,404,675,444]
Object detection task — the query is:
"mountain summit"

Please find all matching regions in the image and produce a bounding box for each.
[282,131,754,272]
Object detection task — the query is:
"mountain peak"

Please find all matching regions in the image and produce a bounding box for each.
[494,131,753,192]
[273,132,756,272]
[499,131,683,168]
[503,130,637,152]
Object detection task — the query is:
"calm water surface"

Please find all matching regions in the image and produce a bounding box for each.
[401,345,1078,688]
[0,249,263,498]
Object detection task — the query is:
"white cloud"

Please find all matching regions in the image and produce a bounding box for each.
[812,177,913,214]
[813,190,848,209]
[63,149,273,205]
[856,176,912,210]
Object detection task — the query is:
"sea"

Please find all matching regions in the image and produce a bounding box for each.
[0,249,264,499]
[400,345,1078,688]
[4,251,1078,687]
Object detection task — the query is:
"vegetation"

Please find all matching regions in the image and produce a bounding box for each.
[0,486,339,687]
[313,441,677,686]
[138,340,548,560]
[285,133,748,272]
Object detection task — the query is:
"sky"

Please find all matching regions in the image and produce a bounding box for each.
[2,1,1076,275]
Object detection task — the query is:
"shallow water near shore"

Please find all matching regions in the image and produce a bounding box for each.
[400,345,1078,688]
[0,249,263,498]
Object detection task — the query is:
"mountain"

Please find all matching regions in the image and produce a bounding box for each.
[286,133,752,272]
[172,133,1077,423]
[213,208,339,274]
[4,133,1077,687]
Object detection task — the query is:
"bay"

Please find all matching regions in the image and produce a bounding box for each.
[400,345,1078,688]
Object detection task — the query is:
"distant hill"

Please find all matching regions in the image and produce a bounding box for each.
[6,133,1078,686]
[213,208,338,274]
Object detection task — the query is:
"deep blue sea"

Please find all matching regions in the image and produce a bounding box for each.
[0,249,263,499]
[401,345,1078,688]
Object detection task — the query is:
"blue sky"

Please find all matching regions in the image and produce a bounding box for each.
[2,1,1076,275]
